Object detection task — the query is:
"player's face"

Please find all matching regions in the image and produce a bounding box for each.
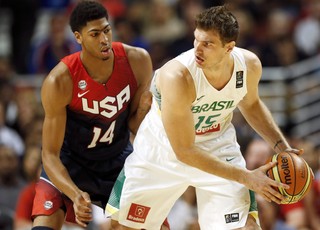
[193,28,231,69]
[76,18,113,61]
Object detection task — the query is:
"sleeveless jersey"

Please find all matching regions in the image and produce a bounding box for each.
[61,42,137,161]
[151,47,247,142]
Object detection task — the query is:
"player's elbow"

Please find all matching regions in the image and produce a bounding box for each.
[173,147,193,164]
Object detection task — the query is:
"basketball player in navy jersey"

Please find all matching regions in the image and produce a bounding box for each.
[31,1,169,229]
[109,5,303,230]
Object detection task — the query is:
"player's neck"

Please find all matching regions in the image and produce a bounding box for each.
[203,55,234,90]
[80,52,114,84]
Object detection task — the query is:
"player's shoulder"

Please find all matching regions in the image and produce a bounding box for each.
[121,43,153,82]
[157,57,191,84]
[237,47,262,74]
[122,43,151,61]
[43,61,72,89]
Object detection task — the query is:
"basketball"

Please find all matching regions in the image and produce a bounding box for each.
[267,152,313,204]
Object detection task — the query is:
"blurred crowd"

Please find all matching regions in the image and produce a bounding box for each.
[0,0,319,229]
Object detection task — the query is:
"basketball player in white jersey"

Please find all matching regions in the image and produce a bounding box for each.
[109,5,303,230]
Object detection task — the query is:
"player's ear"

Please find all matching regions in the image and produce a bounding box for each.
[225,41,235,53]
[74,31,82,44]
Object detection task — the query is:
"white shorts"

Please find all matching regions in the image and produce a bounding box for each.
[114,111,258,229]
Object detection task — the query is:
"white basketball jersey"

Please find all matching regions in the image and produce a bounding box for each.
[150,47,247,143]
[176,47,247,141]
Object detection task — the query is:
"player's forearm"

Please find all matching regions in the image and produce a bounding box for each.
[175,146,249,184]
[240,100,290,153]
[128,91,152,134]
[42,152,82,202]
[128,107,149,135]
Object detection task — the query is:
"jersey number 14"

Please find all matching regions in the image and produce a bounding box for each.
[87,121,116,148]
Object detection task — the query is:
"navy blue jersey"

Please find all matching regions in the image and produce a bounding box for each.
[40,42,137,207]
[61,42,137,161]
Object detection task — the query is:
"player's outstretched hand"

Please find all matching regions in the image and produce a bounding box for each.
[73,191,92,227]
[243,161,290,204]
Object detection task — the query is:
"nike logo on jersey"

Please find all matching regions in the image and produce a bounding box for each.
[78,90,90,98]
[226,157,236,162]
[196,95,205,101]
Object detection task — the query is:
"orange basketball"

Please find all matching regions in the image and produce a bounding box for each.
[267,152,313,204]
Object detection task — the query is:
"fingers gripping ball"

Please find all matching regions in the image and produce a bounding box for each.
[267,152,313,204]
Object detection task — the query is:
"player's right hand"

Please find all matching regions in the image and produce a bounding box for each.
[243,162,290,204]
[73,191,92,227]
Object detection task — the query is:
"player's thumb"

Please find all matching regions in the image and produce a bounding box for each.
[82,192,91,204]
[261,161,277,173]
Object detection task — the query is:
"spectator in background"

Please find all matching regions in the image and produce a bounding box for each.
[28,11,81,74]
[113,17,150,51]
[245,138,274,171]
[0,79,17,126]
[0,56,14,80]
[14,144,42,230]
[20,144,42,183]
[23,113,43,147]
[0,145,26,230]
[140,0,188,69]
[168,0,204,58]
[10,88,42,142]
[0,100,24,157]
[258,9,294,66]
[294,0,320,57]
[0,57,18,128]
[100,0,127,20]
[142,0,186,45]
[0,0,40,74]
[231,8,260,55]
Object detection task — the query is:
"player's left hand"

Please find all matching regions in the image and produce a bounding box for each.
[284,148,304,156]
[73,191,92,227]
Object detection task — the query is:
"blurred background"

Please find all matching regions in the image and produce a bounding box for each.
[0,0,319,229]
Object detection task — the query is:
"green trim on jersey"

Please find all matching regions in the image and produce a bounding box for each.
[249,190,258,212]
[105,168,125,215]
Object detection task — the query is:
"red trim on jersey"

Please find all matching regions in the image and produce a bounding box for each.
[32,179,76,223]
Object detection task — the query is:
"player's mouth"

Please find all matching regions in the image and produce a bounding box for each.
[101,46,111,56]
[195,54,204,65]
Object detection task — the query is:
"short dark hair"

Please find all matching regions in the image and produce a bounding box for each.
[70,0,108,33]
[195,5,239,45]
